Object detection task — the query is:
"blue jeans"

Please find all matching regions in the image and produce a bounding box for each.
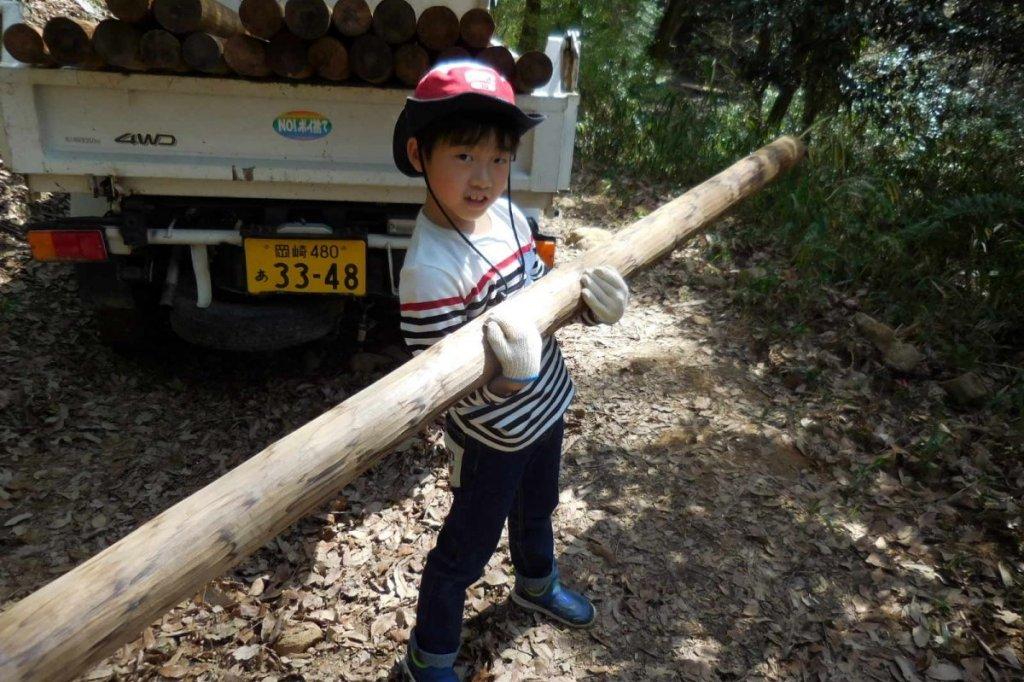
[412,415,564,658]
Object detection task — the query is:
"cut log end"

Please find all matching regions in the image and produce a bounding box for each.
[332,0,372,38]
[183,32,228,73]
[350,33,393,84]
[239,0,284,40]
[394,42,429,87]
[477,45,515,80]
[308,36,349,81]
[42,17,100,67]
[268,30,313,79]
[224,34,271,78]
[93,19,147,70]
[372,0,416,45]
[2,22,52,65]
[460,8,494,50]
[513,51,553,93]
[416,5,459,52]
[284,0,331,41]
[140,28,187,71]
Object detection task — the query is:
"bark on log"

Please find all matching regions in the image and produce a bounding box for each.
[0,137,805,682]
[153,0,245,38]
[332,0,373,38]
[416,5,459,52]
[140,28,188,71]
[284,0,331,41]
[477,45,515,80]
[42,17,102,67]
[394,41,430,87]
[512,50,553,93]
[2,22,54,66]
[350,33,393,83]
[239,0,284,40]
[267,30,313,79]
[308,35,349,81]
[459,7,494,50]
[223,34,271,77]
[183,32,229,73]
[93,18,149,71]
[106,0,154,23]
[373,0,417,45]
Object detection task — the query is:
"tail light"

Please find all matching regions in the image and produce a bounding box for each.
[535,238,556,269]
[27,230,108,262]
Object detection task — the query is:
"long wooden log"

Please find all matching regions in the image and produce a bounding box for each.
[239,0,284,40]
[437,44,469,62]
[394,41,430,87]
[459,7,494,50]
[308,35,349,81]
[416,5,459,52]
[0,137,805,682]
[223,33,272,77]
[153,0,245,38]
[93,18,150,71]
[267,30,313,79]
[140,28,188,71]
[373,0,417,45]
[2,22,54,66]
[42,17,102,67]
[477,45,515,80]
[332,0,373,38]
[106,0,154,23]
[512,50,553,93]
[183,32,229,73]
[284,0,331,40]
[350,33,393,83]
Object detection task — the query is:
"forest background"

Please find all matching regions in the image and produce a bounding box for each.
[494,0,1023,414]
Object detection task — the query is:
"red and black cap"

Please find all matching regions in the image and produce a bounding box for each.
[392,61,546,177]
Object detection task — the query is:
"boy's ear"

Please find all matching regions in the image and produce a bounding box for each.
[407,138,424,174]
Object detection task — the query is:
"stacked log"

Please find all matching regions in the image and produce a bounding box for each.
[2,4,557,92]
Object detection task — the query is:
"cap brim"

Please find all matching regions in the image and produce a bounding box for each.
[392,93,547,178]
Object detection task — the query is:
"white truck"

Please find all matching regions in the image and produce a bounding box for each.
[0,0,580,350]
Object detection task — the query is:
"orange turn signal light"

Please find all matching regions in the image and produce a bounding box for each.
[28,230,108,262]
[536,239,556,269]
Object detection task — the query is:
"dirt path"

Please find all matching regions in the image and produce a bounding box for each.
[1,172,1021,681]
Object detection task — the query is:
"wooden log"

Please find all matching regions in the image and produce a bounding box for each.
[93,18,149,70]
[332,0,372,38]
[437,44,469,62]
[0,137,805,682]
[416,5,459,52]
[183,32,229,73]
[394,41,429,87]
[373,0,416,45]
[267,30,313,79]
[284,0,331,41]
[223,34,272,77]
[477,45,515,80]
[106,0,154,23]
[512,50,553,93]
[153,0,245,38]
[42,17,102,67]
[459,7,494,50]
[350,33,393,83]
[308,35,349,81]
[238,0,284,40]
[2,22,54,66]
[140,28,188,71]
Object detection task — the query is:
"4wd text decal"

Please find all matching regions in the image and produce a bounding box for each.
[116,133,177,146]
[274,111,333,140]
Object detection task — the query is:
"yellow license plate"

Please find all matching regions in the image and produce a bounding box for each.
[244,238,366,295]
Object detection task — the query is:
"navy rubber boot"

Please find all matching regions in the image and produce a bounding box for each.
[511,568,596,628]
[401,632,459,682]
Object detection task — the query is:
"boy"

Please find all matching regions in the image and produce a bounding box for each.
[393,62,630,681]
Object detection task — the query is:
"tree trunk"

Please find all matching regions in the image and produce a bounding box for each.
[238,0,283,40]
[350,33,393,83]
[0,138,805,682]
[42,18,102,67]
[766,84,796,127]
[650,0,688,60]
[518,0,541,52]
[373,0,417,45]
[459,7,494,50]
[267,29,313,78]
[416,5,459,52]
[308,35,349,80]
[223,33,271,77]
[140,28,188,71]
[182,32,229,73]
[332,0,373,38]
[2,22,54,66]
[153,0,245,38]
[93,18,149,70]
[512,50,553,93]
[394,42,430,86]
[477,45,515,80]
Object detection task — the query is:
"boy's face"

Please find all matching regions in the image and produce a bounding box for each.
[407,131,512,229]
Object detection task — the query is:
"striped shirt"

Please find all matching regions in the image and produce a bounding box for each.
[399,200,583,452]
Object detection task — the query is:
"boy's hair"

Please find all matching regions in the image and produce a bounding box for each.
[415,110,522,161]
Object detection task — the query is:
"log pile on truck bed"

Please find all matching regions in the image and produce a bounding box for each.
[2,1,554,91]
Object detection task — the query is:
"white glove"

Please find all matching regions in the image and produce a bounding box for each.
[485,309,542,382]
[581,266,629,325]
